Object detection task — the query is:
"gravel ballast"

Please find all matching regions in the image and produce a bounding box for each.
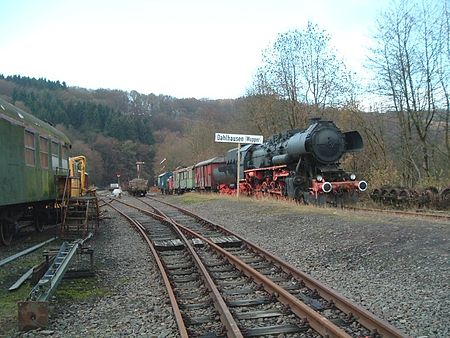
[7,192,449,337]
[12,199,177,337]
[162,194,449,338]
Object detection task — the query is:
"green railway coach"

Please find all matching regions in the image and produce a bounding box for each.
[173,165,195,194]
[0,97,71,245]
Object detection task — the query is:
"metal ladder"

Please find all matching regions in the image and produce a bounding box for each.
[28,240,80,302]
[18,235,92,331]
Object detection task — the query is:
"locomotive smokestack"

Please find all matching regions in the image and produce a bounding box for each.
[309,117,321,125]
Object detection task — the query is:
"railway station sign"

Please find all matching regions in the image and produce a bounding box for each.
[214,132,263,198]
[214,133,263,144]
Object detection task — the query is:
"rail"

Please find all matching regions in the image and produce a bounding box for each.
[168,214,351,337]
[146,196,407,338]
[0,237,56,267]
[346,205,450,221]
[108,198,355,337]
[103,201,189,337]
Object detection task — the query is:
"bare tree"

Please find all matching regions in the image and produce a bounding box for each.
[439,1,450,162]
[261,30,303,128]
[254,22,355,129]
[243,68,288,134]
[298,23,354,109]
[369,0,449,185]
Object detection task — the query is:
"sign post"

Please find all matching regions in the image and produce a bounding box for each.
[214,132,263,198]
[236,142,241,197]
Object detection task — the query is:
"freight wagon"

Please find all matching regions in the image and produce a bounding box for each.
[128,178,148,196]
[194,157,225,191]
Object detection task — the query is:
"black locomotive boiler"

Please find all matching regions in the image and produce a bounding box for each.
[214,118,367,204]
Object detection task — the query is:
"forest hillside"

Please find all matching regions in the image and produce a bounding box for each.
[1,73,449,192]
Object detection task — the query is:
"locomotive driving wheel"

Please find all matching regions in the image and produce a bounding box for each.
[294,187,306,204]
[0,221,15,246]
[260,181,269,196]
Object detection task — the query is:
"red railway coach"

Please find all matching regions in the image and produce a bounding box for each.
[168,175,174,193]
[194,156,225,191]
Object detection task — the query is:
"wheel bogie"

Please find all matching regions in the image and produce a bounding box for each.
[370,186,450,210]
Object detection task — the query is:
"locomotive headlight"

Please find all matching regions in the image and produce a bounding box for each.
[350,173,356,181]
[316,175,323,182]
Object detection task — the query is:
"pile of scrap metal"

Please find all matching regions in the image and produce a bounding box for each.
[2,234,94,331]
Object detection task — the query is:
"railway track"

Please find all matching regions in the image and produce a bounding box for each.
[346,205,450,221]
[107,200,317,337]
[105,196,407,337]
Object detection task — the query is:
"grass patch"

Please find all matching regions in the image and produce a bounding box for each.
[176,192,227,204]
[0,285,32,335]
[0,240,66,335]
[0,248,54,334]
[167,192,384,226]
[174,192,376,222]
[55,277,110,303]
[0,277,108,335]
[0,239,102,335]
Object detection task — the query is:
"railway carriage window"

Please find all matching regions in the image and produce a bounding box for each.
[61,145,69,170]
[24,131,35,166]
[39,137,49,169]
[51,141,60,170]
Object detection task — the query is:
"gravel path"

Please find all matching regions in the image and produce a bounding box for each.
[13,196,177,337]
[8,192,449,337]
[161,193,449,338]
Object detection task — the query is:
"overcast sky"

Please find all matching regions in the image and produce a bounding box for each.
[0,0,391,99]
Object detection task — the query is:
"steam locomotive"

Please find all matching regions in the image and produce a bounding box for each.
[157,118,367,204]
[214,118,367,204]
